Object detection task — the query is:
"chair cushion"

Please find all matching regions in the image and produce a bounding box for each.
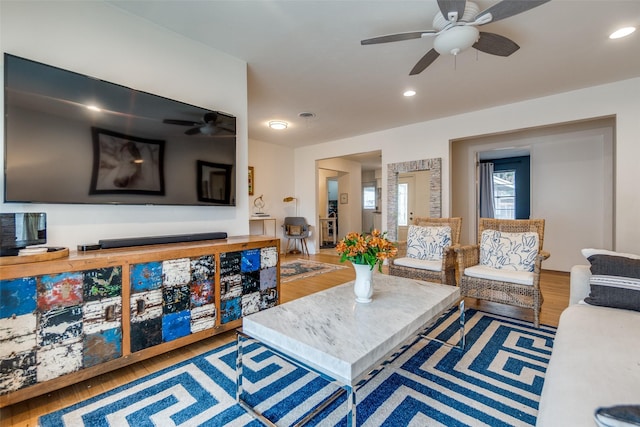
[393,257,442,272]
[406,225,451,261]
[287,225,303,236]
[464,265,534,286]
[479,229,539,272]
[584,252,640,312]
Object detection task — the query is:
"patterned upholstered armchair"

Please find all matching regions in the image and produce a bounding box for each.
[455,218,550,328]
[389,217,462,286]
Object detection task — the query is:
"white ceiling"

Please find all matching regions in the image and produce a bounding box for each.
[108,0,640,149]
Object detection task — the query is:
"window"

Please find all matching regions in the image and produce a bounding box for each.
[493,170,516,219]
[363,185,376,210]
[397,183,408,226]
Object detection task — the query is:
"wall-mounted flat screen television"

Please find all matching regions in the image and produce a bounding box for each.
[4,53,237,206]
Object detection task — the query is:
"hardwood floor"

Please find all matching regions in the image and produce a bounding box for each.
[0,253,569,426]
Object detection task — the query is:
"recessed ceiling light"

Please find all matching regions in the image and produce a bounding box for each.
[268,120,288,130]
[403,90,416,97]
[86,105,101,112]
[609,26,636,39]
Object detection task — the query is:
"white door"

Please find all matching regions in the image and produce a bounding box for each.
[398,171,431,241]
[397,175,414,241]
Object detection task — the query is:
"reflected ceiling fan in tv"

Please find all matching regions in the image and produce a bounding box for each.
[164,111,236,136]
[4,53,237,206]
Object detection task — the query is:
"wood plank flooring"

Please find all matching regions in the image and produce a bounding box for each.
[0,253,569,426]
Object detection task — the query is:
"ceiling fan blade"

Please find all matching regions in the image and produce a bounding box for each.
[473,32,520,56]
[163,119,200,126]
[475,0,550,24]
[361,31,434,45]
[185,127,201,135]
[437,0,467,20]
[409,49,440,75]
[216,125,236,134]
[214,112,237,134]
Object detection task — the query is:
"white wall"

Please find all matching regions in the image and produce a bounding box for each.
[0,1,249,249]
[247,138,295,246]
[296,77,640,260]
[532,127,614,270]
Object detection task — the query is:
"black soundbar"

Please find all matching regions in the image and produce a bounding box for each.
[98,232,227,249]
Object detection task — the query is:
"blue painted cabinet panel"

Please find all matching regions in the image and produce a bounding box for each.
[130,254,218,352]
[0,277,37,318]
[130,262,163,293]
[219,247,279,324]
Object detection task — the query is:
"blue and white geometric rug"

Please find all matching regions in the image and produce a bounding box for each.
[39,309,555,426]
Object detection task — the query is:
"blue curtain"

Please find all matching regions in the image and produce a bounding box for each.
[479,162,495,218]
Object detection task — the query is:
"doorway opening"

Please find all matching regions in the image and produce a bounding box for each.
[316,151,382,254]
[478,152,531,220]
[451,117,614,271]
[320,177,338,249]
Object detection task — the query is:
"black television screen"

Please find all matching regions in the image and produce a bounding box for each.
[3,54,236,206]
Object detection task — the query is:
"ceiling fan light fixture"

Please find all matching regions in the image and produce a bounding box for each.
[433,25,479,55]
[200,123,215,134]
[609,26,636,39]
[268,120,288,130]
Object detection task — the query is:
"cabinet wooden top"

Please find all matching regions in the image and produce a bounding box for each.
[0,235,279,277]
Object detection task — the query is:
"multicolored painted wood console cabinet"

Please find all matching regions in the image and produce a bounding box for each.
[0,236,279,407]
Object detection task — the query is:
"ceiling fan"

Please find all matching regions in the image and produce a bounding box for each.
[361,0,550,75]
[163,111,236,136]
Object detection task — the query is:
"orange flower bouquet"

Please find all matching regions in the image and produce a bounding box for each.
[336,229,397,272]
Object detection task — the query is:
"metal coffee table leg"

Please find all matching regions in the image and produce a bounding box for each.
[236,330,355,426]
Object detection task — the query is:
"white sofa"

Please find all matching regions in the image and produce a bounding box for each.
[536,264,640,426]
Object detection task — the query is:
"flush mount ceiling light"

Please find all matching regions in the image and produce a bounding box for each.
[268,120,288,130]
[403,90,416,97]
[609,26,636,39]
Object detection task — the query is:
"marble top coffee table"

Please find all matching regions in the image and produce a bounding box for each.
[236,273,462,426]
